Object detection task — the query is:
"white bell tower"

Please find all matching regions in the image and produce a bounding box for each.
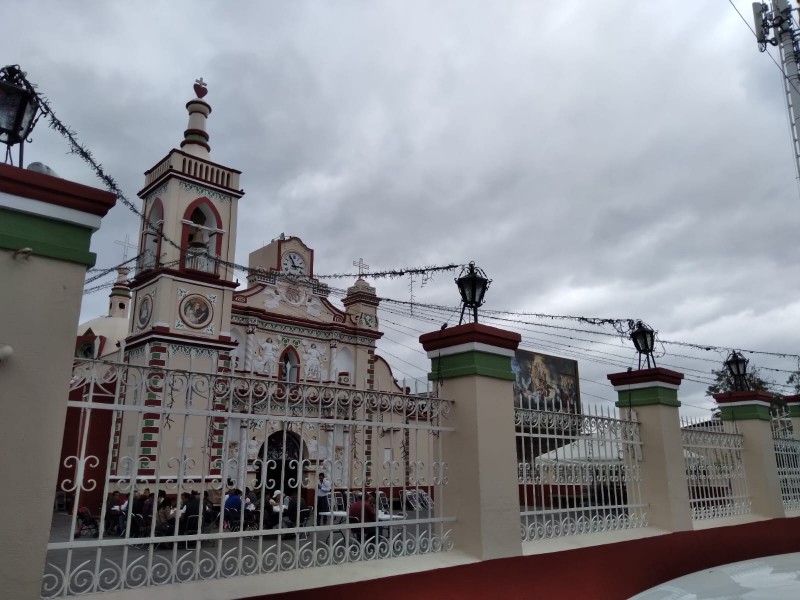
[127,79,244,348]
[115,80,244,480]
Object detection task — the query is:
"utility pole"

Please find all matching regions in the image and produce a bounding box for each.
[753,1,800,182]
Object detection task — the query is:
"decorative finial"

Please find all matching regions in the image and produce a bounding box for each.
[193,77,208,99]
[182,77,212,157]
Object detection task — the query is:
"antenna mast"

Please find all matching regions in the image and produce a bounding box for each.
[753,1,800,183]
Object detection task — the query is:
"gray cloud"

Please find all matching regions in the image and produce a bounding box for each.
[7,0,800,415]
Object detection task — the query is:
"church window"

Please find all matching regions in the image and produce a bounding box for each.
[279,348,299,382]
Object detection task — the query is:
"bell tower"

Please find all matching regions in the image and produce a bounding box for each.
[127,79,243,348]
[117,80,243,480]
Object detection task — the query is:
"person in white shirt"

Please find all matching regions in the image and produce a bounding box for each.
[316,472,331,525]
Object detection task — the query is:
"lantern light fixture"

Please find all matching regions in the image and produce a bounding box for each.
[0,65,43,166]
[630,320,657,369]
[724,350,749,391]
[455,262,491,325]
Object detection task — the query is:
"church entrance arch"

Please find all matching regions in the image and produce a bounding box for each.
[255,430,306,494]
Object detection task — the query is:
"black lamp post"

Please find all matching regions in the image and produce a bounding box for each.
[630,320,656,369]
[0,65,43,166]
[725,350,749,391]
[455,262,491,325]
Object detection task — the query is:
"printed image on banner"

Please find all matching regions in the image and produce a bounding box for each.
[512,349,581,413]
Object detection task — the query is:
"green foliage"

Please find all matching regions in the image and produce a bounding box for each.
[705,366,773,397]
[787,371,800,395]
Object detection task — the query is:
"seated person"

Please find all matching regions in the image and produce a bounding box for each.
[155,498,176,536]
[348,493,378,542]
[131,490,146,516]
[179,491,202,535]
[282,492,308,528]
[202,491,216,526]
[264,490,283,529]
[225,489,243,512]
[104,491,121,534]
[141,489,154,520]
[224,489,243,528]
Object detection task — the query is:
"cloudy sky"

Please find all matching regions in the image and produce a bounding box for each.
[6,0,800,416]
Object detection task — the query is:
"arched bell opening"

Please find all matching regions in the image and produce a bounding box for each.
[181,199,222,274]
[140,200,163,271]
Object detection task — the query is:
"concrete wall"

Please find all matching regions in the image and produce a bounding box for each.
[0,163,115,600]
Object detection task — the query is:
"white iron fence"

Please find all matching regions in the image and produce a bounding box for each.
[44,359,453,597]
[771,403,794,439]
[680,417,750,520]
[515,405,646,541]
[773,433,800,511]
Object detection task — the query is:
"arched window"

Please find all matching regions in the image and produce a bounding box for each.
[181,200,222,275]
[140,200,163,272]
[279,347,300,383]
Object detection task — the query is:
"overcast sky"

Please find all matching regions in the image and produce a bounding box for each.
[6,0,800,417]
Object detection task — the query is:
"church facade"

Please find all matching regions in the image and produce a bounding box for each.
[63,83,432,508]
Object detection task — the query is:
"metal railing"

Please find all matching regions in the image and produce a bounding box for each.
[681,417,751,520]
[135,249,158,274]
[515,405,646,541]
[44,359,453,597]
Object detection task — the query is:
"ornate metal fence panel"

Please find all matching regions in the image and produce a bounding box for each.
[681,417,750,520]
[773,435,800,511]
[44,359,453,597]
[771,404,794,439]
[516,405,646,541]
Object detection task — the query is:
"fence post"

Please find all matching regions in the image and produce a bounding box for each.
[784,395,800,437]
[0,165,116,599]
[608,368,692,532]
[714,391,785,519]
[419,323,522,560]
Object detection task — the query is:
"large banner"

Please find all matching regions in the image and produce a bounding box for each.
[512,349,581,413]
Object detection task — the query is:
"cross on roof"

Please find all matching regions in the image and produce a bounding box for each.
[114,233,138,261]
[353,257,370,277]
[195,77,207,88]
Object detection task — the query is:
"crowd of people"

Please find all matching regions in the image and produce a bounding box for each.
[98,471,399,543]
[103,488,215,538]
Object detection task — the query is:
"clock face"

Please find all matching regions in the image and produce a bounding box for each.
[281,252,306,275]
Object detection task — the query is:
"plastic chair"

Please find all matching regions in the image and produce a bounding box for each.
[377,491,391,513]
[130,514,147,549]
[348,515,362,542]
[333,491,346,511]
[419,490,434,509]
[74,507,99,538]
[224,508,242,532]
[403,490,421,511]
[298,508,312,539]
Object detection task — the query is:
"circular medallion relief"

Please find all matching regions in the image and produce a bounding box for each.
[137,295,153,329]
[179,294,213,329]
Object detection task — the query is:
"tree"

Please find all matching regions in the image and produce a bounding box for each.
[787,371,800,395]
[706,366,788,427]
[705,366,774,397]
